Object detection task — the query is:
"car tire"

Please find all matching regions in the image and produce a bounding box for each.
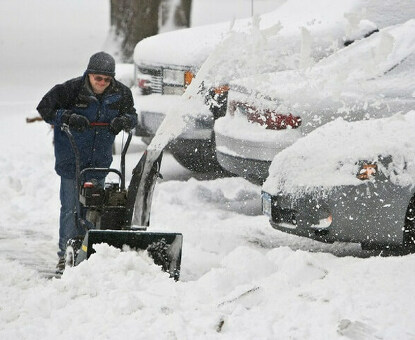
[362,195,415,254]
[172,152,224,173]
[403,195,415,249]
[168,137,229,174]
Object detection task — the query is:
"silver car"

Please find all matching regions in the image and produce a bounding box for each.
[262,110,415,251]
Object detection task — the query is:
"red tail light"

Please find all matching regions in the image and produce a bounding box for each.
[83,182,94,188]
[138,78,149,89]
[231,102,301,130]
[248,108,301,130]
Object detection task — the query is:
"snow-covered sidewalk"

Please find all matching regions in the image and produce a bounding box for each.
[2,1,415,339]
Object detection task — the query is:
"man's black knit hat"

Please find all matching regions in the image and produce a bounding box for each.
[86,52,115,77]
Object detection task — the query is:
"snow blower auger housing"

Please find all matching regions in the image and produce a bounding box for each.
[62,124,183,280]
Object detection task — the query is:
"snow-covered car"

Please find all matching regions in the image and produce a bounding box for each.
[133,0,395,172]
[261,110,415,250]
[215,18,415,183]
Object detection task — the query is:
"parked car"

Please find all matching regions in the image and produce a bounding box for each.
[261,110,415,251]
[133,0,391,172]
[215,18,415,183]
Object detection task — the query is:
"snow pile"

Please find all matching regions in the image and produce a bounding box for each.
[263,110,415,195]
[3,243,415,339]
[236,19,415,105]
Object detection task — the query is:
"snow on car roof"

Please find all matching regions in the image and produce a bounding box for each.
[134,0,371,67]
[263,110,415,196]
[134,0,414,71]
[233,19,415,105]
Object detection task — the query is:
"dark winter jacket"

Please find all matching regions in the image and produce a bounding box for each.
[37,75,137,179]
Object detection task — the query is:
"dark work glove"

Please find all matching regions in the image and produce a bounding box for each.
[110,116,132,135]
[62,111,90,132]
[61,110,74,125]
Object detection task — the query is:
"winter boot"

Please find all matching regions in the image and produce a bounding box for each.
[56,256,65,274]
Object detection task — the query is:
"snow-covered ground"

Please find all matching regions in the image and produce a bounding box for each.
[1,1,415,339]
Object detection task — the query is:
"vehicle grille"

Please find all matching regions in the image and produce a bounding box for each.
[137,66,163,94]
[275,208,298,225]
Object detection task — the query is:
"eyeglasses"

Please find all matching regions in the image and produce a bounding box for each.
[92,75,112,83]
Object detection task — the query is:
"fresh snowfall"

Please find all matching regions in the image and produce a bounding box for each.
[1,1,415,339]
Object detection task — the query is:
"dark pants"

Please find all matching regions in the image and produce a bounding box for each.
[58,177,104,257]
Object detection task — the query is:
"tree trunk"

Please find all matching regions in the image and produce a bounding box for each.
[160,0,192,30]
[110,0,192,62]
[110,0,161,62]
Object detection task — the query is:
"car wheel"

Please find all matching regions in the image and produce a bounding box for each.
[168,137,229,174]
[172,152,225,173]
[403,195,415,248]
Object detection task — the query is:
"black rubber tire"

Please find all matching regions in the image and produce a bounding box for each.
[172,152,224,173]
[168,137,229,174]
[403,195,415,248]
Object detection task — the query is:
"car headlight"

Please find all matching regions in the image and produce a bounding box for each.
[163,69,185,85]
[357,162,377,180]
[163,85,185,95]
[163,69,194,86]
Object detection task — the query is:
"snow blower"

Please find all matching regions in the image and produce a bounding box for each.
[62,124,183,280]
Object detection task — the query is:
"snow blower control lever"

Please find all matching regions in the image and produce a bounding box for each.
[61,124,183,280]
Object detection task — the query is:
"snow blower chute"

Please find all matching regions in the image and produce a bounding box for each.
[62,124,183,280]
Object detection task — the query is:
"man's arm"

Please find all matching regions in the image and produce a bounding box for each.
[119,86,138,128]
[36,79,80,126]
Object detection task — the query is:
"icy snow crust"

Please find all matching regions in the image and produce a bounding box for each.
[263,110,415,196]
[3,1,415,339]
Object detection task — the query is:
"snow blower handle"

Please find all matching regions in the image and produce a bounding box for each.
[61,122,132,190]
[90,122,110,127]
[61,123,132,232]
[61,124,83,231]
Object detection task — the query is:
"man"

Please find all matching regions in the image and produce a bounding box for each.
[37,52,137,272]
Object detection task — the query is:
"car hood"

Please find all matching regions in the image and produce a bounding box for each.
[263,110,415,196]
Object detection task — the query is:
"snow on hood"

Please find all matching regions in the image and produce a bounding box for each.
[134,0,374,68]
[233,19,415,100]
[263,110,415,196]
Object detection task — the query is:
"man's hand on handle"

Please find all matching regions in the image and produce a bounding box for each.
[61,111,90,132]
[110,116,132,135]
